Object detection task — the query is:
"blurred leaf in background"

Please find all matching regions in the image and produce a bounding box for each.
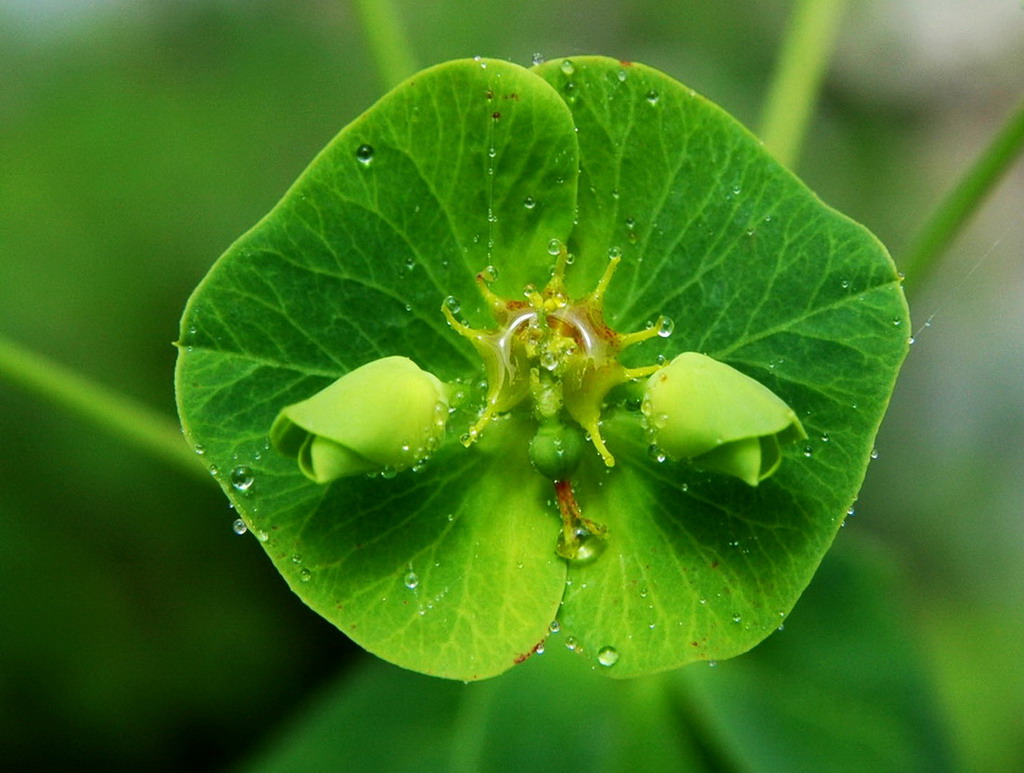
[1,0,1021,770]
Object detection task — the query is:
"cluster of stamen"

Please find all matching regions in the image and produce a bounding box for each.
[441,242,668,465]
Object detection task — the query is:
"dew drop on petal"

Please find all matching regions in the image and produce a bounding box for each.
[656,316,675,338]
[444,295,461,315]
[548,620,561,634]
[547,238,562,256]
[645,89,659,104]
[404,571,419,590]
[560,59,575,75]
[523,196,536,209]
[564,635,579,651]
[298,568,312,582]
[355,144,374,165]
[231,518,247,535]
[597,646,619,667]
[230,466,254,491]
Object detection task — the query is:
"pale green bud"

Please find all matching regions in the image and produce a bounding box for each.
[643,353,805,486]
[270,356,450,483]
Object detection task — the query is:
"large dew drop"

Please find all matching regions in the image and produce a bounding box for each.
[355,144,375,166]
[597,646,619,667]
[230,466,254,491]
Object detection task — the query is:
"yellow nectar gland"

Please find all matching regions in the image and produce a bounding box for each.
[441,242,668,467]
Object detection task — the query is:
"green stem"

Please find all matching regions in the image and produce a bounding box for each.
[0,332,207,482]
[759,0,849,169]
[354,0,417,90]
[901,96,1024,287]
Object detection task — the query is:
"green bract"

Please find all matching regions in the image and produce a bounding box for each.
[175,56,909,680]
[269,356,449,483]
[643,352,806,486]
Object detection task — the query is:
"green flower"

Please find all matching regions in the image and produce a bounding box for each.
[270,356,450,483]
[643,353,806,485]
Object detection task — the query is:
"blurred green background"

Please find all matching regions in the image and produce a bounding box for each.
[1,0,1021,770]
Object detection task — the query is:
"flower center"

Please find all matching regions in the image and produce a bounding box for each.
[441,241,671,467]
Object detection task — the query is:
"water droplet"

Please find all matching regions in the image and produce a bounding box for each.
[607,246,622,260]
[803,446,814,457]
[230,466,254,491]
[617,69,628,82]
[556,527,606,564]
[892,317,902,327]
[645,89,659,104]
[731,184,742,196]
[564,635,579,651]
[731,612,742,623]
[547,238,562,255]
[194,444,206,456]
[656,316,674,338]
[647,444,667,463]
[487,145,497,158]
[231,518,247,535]
[840,279,850,289]
[404,571,419,590]
[531,52,545,66]
[298,568,312,583]
[707,660,717,668]
[535,642,545,655]
[444,295,461,315]
[847,506,856,517]
[908,336,916,345]
[291,554,302,565]
[560,60,575,75]
[209,465,220,478]
[624,216,636,229]
[355,144,374,166]
[870,448,879,460]
[523,196,536,209]
[380,466,398,479]
[548,620,561,634]
[255,529,269,543]
[597,646,619,667]
[820,432,830,443]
